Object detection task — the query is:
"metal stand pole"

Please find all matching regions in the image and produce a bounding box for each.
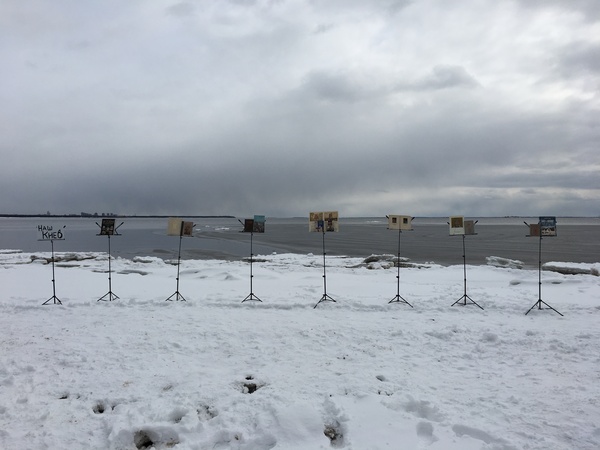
[389,228,412,307]
[242,230,262,302]
[166,224,186,301]
[525,233,563,316]
[98,234,119,301]
[451,235,483,309]
[42,239,62,305]
[314,230,336,308]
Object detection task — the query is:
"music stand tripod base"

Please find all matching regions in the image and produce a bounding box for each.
[525,299,563,316]
[524,221,563,317]
[96,221,123,302]
[42,296,62,305]
[41,239,63,305]
[451,294,484,310]
[314,229,337,309]
[388,229,413,307]
[98,291,119,302]
[389,295,412,307]
[241,225,264,303]
[450,233,483,310]
[166,291,186,302]
[242,293,263,303]
[314,294,336,309]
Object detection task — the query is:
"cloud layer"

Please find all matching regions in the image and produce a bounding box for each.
[1,0,599,217]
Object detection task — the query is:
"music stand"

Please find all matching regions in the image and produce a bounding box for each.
[450,218,483,310]
[387,215,413,307]
[314,229,337,308]
[311,211,339,308]
[240,216,265,303]
[97,219,123,302]
[38,225,66,305]
[166,220,193,302]
[524,218,563,316]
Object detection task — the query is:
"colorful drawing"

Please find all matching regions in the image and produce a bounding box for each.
[309,212,324,232]
[539,216,557,236]
[242,215,266,233]
[253,215,266,233]
[309,211,339,232]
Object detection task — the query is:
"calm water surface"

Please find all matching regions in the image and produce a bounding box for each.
[1,217,598,268]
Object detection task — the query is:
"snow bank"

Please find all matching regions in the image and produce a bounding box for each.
[1,251,599,449]
[543,261,600,276]
[485,256,524,269]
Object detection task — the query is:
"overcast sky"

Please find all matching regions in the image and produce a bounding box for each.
[1,0,599,217]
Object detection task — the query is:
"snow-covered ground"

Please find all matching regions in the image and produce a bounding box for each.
[1,250,599,449]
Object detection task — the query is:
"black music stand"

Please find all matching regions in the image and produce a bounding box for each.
[97,219,123,302]
[524,220,563,316]
[166,221,192,302]
[314,229,336,308]
[240,218,263,303]
[450,219,483,310]
[388,223,413,307]
[42,238,63,305]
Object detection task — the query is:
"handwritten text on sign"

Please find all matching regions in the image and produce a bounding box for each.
[37,225,66,241]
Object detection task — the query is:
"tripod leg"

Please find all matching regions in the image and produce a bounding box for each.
[525,300,540,315]
[540,300,563,316]
[466,295,484,310]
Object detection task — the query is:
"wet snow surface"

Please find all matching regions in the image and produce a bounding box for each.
[1,251,599,449]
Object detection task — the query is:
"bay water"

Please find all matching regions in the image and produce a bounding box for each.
[1,216,598,268]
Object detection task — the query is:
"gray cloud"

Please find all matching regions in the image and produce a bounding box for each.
[166,2,196,18]
[0,0,598,217]
[397,65,480,91]
[558,41,600,75]
[515,0,600,22]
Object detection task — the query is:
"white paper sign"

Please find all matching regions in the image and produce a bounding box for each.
[37,225,65,241]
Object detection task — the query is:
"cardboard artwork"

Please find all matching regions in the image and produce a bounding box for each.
[243,219,254,233]
[182,221,194,236]
[529,223,541,237]
[309,212,324,232]
[242,215,266,233]
[323,211,339,232]
[167,218,194,237]
[99,219,116,236]
[388,215,412,231]
[167,218,183,236]
[310,211,339,232]
[449,216,465,235]
[464,220,476,236]
[540,216,557,237]
[253,215,265,233]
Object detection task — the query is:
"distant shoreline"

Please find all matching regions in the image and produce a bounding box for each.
[0,214,597,220]
[0,214,236,219]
